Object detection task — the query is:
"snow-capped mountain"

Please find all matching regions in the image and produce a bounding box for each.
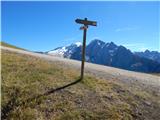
[47,42,82,58]
[47,47,67,57]
[135,50,160,63]
[46,39,160,73]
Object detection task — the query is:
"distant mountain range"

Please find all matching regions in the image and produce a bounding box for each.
[46,39,160,73]
[135,50,160,63]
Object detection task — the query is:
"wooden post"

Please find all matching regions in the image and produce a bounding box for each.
[75,18,97,79]
[81,24,87,79]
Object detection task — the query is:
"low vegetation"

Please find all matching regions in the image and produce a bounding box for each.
[1,41,25,50]
[1,50,160,120]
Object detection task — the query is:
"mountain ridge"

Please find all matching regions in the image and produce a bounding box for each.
[47,39,160,73]
[135,50,160,63]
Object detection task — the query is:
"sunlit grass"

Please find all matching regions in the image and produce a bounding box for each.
[1,41,25,50]
[2,50,160,120]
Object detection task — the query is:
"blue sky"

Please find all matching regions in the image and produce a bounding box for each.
[2,1,160,52]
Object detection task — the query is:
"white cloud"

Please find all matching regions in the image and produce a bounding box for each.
[115,26,139,32]
[122,42,159,52]
[139,47,149,52]
[123,43,145,47]
[123,43,148,52]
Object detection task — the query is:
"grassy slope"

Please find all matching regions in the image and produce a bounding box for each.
[2,50,160,120]
[1,41,25,50]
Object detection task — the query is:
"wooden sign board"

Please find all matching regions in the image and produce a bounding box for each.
[75,18,97,26]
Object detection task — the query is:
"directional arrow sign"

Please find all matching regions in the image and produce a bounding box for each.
[75,18,97,26]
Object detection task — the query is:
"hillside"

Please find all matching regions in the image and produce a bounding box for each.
[1,41,25,50]
[1,47,160,120]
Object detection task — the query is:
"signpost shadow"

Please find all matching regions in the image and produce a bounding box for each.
[1,77,82,119]
[43,77,82,96]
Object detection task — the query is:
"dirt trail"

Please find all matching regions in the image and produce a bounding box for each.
[1,46,160,91]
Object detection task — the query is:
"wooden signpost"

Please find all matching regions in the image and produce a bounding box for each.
[75,18,97,79]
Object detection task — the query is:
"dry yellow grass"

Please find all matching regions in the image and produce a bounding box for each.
[1,41,25,50]
[1,50,160,120]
